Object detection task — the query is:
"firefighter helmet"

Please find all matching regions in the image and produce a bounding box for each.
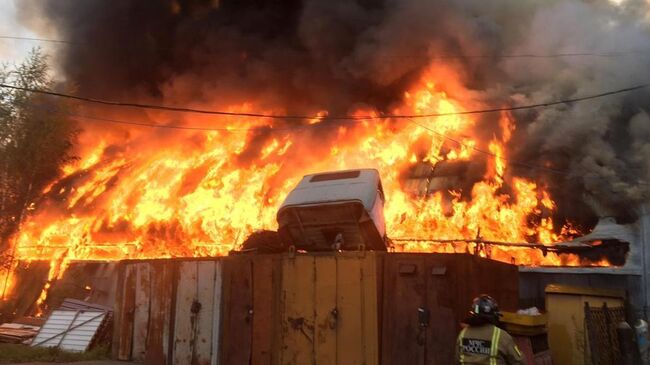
[469,294,500,321]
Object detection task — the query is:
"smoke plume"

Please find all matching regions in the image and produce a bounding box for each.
[16,0,650,227]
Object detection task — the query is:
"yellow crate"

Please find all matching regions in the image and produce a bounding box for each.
[500,311,547,336]
[501,311,547,327]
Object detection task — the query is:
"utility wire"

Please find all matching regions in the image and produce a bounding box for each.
[0,35,78,45]
[7,80,650,185]
[21,102,353,132]
[0,82,648,120]
[22,102,650,186]
[1,35,649,60]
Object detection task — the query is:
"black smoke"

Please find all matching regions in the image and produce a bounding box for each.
[17,0,650,228]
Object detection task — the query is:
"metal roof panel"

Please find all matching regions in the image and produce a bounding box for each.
[32,310,107,352]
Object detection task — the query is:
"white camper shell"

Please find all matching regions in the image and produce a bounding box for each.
[277,169,387,251]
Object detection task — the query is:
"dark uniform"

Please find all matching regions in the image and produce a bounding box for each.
[455,323,523,364]
[456,295,524,365]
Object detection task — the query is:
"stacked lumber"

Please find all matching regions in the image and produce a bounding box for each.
[0,323,40,344]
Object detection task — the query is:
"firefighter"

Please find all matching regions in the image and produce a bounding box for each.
[455,294,523,365]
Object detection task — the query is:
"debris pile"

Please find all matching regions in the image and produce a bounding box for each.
[0,322,40,344]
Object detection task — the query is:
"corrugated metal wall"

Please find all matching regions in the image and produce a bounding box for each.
[112,252,518,365]
[32,310,108,352]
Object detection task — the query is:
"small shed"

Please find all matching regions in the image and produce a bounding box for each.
[545,284,626,365]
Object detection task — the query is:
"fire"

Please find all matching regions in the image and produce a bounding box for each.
[2,64,611,304]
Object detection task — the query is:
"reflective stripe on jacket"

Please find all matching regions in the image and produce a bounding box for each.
[455,324,523,365]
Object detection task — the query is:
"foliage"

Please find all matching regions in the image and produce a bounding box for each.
[0,343,110,363]
[0,48,78,252]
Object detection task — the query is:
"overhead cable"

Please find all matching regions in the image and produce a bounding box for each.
[0,82,647,120]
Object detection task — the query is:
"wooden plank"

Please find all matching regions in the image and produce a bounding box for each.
[314,255,336,365]
[211,260,223,365]
[251,256,275,365]
[336,254,364,365]
[111,262,126,359]
[381,254,426,365]
[132,263,151,362]
[220,257,253,365]
[173,261,198,365]
[281,255,315,365]
[271,255,283,365]
[117,263,137,361]
[145,261,174,365]
[194,261,216,365]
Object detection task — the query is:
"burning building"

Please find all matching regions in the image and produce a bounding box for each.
[2,0,650,323]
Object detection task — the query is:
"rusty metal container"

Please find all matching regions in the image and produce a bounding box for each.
[380,253,519,365]
[112,252,518,365]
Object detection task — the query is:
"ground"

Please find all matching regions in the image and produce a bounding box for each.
[0,344,129,364]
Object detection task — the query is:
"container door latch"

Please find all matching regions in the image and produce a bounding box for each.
[417,307,430,346]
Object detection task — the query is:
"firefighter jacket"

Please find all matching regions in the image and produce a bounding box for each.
[455,323,523,365]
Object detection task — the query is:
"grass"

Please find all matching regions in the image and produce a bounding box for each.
[0,343,110,363]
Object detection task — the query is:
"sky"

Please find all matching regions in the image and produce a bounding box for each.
[0,0,39,63]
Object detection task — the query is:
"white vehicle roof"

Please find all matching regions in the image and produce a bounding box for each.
[279,168,382,212]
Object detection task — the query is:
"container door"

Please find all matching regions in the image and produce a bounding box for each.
[335,253,379,365]
[381,256,427,365]
[114,262,137,361]
[381,254,458,365]
[424,257,457,365]
[281,255,316,365]
[219,255,280,365]
[173,260,222,365]
[220,257,253,365]
[280,253,379,365]
[144,261,175,365]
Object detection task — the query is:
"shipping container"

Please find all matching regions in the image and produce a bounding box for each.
[381,253,519,365]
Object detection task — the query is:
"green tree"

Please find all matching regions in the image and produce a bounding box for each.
[0,49,78,251]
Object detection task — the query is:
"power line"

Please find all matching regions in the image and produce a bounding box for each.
[1,82,648,120]
[0,35,78,45]
[2,35,649,60]
[22,102,356,132]
[15,102,650,187]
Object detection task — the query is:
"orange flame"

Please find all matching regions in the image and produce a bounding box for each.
[6,65,611,306]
